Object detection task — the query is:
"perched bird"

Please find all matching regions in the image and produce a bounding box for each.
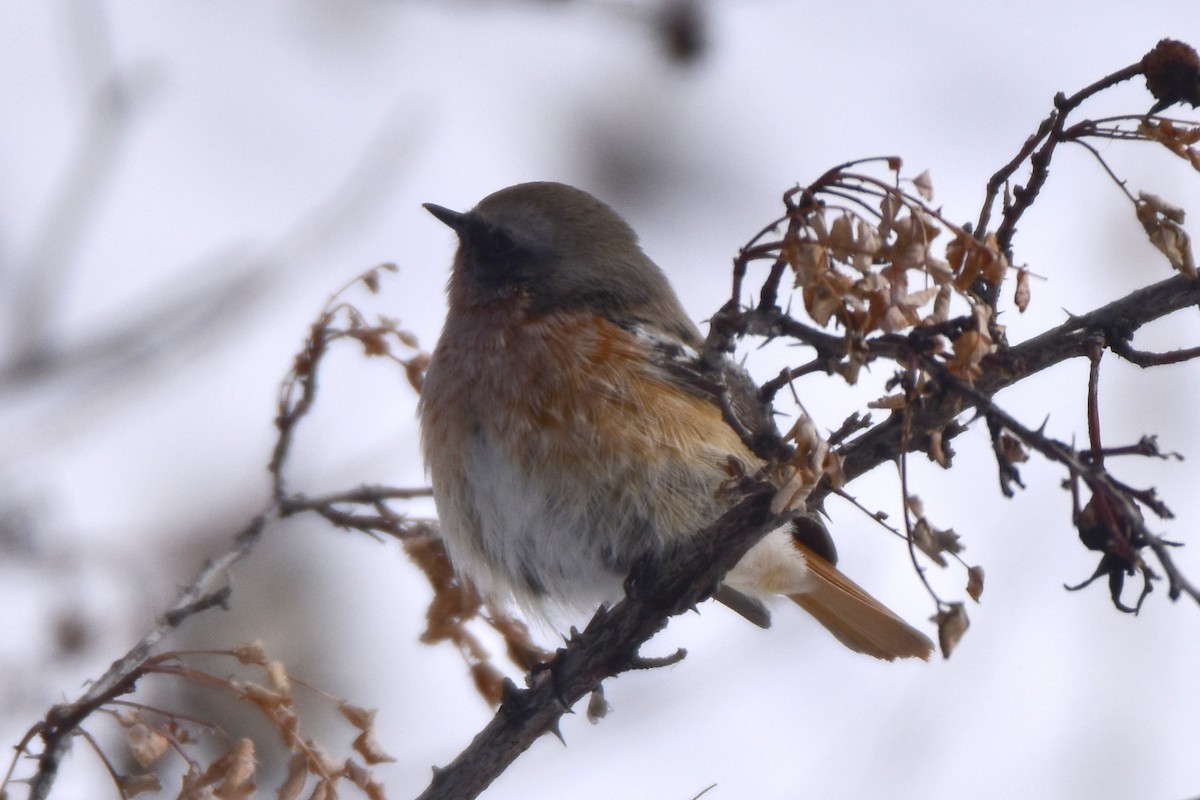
[419,181,933,661]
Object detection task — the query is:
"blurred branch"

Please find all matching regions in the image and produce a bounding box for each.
[0,89,418,404]
[3,0,138,366]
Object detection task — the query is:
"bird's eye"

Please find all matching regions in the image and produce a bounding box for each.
[479,227,517,260]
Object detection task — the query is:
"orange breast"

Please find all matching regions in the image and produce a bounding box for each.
[420,302,757,603]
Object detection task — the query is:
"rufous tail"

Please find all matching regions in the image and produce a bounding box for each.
[789,543,934,661]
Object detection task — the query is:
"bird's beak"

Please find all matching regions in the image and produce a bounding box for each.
[423,203,469,234]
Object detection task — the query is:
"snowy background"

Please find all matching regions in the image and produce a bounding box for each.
[2,2,1199,799]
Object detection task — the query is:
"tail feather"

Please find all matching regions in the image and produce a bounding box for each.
[789,543,934,661]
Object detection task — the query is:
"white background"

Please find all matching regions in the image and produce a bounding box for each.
[2,2,1199,799]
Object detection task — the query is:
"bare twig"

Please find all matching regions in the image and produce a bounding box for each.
[1107,337,1200,367]
[27,511,270,800]
[975,63,1144,250]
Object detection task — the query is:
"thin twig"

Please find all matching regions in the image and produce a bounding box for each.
[27,511,269,800]
[1107,337,1200,367]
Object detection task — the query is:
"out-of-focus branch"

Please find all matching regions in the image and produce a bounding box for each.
[0,91,417,399]
[4,3,147,370]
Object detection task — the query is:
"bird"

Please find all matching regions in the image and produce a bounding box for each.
[418,181,933,661]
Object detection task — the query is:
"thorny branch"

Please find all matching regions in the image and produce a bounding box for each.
[415,486,784,800]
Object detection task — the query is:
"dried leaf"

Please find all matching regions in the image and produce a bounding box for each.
[932,602,969,658]
[342,758,369,789]
[277,706,302,751]
[178,766,212,800]
[306,742,343,778]
[895,286,941,328]
[878,193,899,236]
[1139,191,1186,223]
[853,219,881,272]
[365,778,387,800]
[772,413,836,513]
[888,213,937,270]
[339,703,375,731]
[772,465,814,515]
[912,169,934,201]
[947,233,1006,290]
[788,240,831,288]
[910,521,937,560]
[981,233,1009,284]
[929,429,947,468]
[223,738,257,790]
[361,263,398,292]
[359,329,390,357]
[241,682,290,712]
[395,328,420,349]
[933,527,964,558]
[127,723,170,768]
[202,739,257,800]
[266,660,291,694]
[470,661,506,706]
[945,320,995,382]
[821,447,846,490]
[119,773,162,797]
[1138,119,1200,169]
[353,730,397,765]
[905,494,925,517]
[967,565,985,602]
[1137,193,1196,277]
[909,502,963,567]
[233,641,267,666]
[277,753,309,800]
[112,709,140,727]
[1014,268,1031,312]
[587,688,610,723]
[802,280,843,328]
[828,214,855,263]
[482,605,548,672]
[924,256,954,284]
[925,284,952,325]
